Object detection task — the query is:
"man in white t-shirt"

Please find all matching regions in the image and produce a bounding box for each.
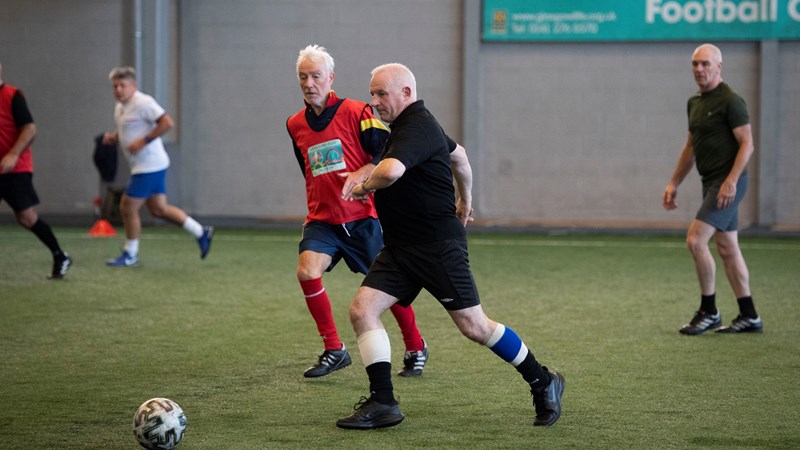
[102,66,213,266]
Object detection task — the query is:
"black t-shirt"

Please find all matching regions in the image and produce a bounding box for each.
[375,100,462,246]
[0,84,34,127]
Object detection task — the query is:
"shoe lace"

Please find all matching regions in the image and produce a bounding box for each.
[352,396,370,411]
[403,351,419,368]
[531,389,548,415]
[531,370,553,416]
[689,310,705,325]
[690,310,718,326]
[317,351,333,367]
[731,315,751,327]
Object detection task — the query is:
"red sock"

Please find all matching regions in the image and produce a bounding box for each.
[300,278,341,350]
[390,303,423,352]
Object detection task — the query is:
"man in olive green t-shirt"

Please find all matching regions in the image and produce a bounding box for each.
[662,43,762,336]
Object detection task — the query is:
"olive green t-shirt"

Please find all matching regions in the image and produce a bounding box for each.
[687,82,750,186]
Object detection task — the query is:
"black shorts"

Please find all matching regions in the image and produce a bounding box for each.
[299,218,383,275]
[0,172,39,212]
[362,238,481,311]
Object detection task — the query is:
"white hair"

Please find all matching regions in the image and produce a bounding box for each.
[296,44,335,78]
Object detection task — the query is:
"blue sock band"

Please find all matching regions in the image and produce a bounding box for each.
[486,324,528,367]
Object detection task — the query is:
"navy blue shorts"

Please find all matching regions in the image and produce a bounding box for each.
[362,238,481,311]
[126,169,167,199]
[696,173,748,232]
[300,218,383,275]
[0,173,39,212]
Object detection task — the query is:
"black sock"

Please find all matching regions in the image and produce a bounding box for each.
[366,362,395,404]
[700,294,717,315]
[737,296,758,319]
[517,351,550,392]
[28,219,63,257]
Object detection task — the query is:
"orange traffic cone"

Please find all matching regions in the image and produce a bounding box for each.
[88,219,117,237]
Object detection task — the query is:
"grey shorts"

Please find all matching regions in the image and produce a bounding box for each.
[696,173,748,232]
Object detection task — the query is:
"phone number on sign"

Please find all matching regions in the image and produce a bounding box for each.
[516,22,600,35]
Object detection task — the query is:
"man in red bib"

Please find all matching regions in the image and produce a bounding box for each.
[0,61,71,279]
[286,45,428,378]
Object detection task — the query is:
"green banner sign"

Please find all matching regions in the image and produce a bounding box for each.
[483,0,800,41]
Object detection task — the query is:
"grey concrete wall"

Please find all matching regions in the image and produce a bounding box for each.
[0,0,122,215]
[477,41,762,228]
[776,42,800,228]
[2,0,798,231]
[178,0,463,219]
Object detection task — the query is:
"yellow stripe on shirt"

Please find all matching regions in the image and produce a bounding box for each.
[360,117,389,132]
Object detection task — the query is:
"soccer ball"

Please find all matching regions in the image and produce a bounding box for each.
[133,398,187,450]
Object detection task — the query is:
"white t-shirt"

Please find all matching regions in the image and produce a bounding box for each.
[115,90,170,174]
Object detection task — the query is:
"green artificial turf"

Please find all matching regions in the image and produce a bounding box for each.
[1,226,798,449]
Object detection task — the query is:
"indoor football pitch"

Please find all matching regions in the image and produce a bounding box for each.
[1,226,798,449]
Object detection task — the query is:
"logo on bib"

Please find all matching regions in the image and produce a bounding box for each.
[309,139,346,176]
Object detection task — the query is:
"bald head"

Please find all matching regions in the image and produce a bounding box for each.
[691,43,723,92]
[693,43,722,65]
[371,63,417,100]
[369,63,417,123]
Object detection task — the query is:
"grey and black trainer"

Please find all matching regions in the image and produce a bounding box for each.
[679,310,721,335]
[336,396,405,430]
[398,339,428,377]
[716,315,763,334]
[303,345,352,378]
[48,253,72,279]
[532,368,565,427]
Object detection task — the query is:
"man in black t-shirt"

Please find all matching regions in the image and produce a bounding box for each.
[663,44,762,335]
[336,63,564,430]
